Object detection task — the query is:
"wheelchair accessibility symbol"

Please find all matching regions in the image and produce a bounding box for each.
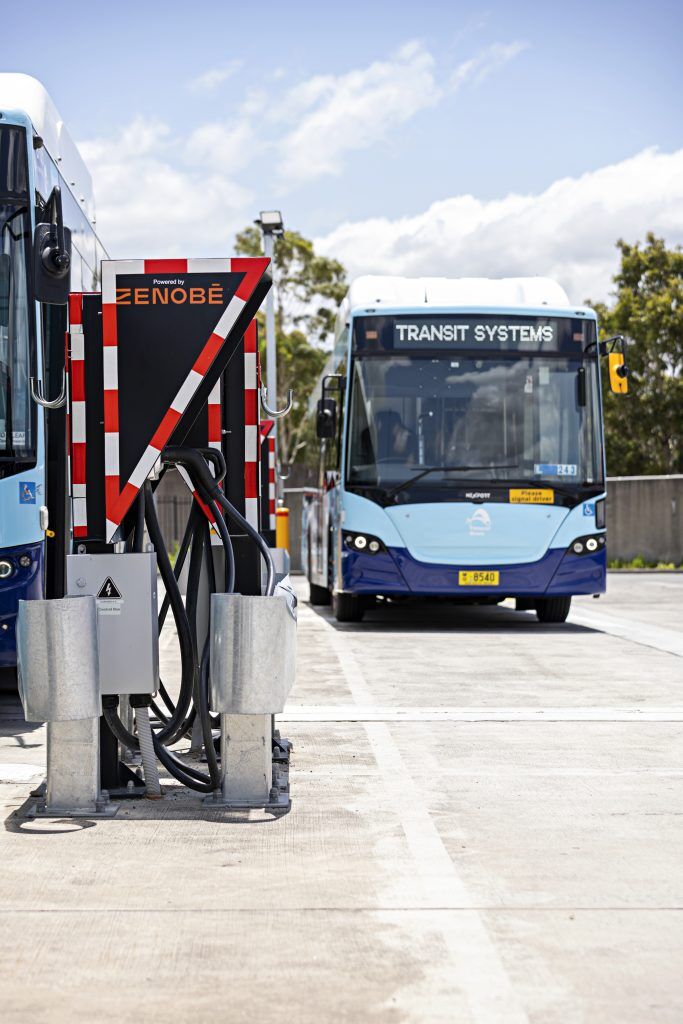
[19,482,36,505]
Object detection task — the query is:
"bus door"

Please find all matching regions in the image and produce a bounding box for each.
[315,374,344,583]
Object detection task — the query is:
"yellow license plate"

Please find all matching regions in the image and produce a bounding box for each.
[458,571,500,586]
[509,488,554,504]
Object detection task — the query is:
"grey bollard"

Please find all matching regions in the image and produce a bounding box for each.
[209,589,297,808]
[17,597,100,723]
[210,590,297,715]
[16,597,115,817]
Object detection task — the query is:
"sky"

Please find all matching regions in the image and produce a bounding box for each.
[4,0,683,304]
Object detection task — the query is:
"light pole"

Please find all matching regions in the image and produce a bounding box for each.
[256,210,284,452]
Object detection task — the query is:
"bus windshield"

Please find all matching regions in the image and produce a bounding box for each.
[346,352,603,498]
[0,125,32,463]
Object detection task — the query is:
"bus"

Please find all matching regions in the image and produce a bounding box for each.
[303,275,628,623]
[0,74,107,680]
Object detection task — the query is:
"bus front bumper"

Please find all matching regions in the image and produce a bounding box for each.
[340,545,606,598]
[0,543,44,668]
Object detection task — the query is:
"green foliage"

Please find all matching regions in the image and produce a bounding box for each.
[590,234,683,475]
[608,556,682,570]
[235,226,347,463]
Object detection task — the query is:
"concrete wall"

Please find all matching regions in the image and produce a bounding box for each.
[606,475,683,565]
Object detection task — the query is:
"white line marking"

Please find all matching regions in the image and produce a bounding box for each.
[305,603,531,1024]
[282,705,683,723]
[569,607,683,658]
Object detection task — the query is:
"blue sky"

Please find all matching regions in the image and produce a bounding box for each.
[4,0,683,300]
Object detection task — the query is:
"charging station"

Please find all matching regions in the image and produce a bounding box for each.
[17,255,297,817]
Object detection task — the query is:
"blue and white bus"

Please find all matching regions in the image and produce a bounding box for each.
[0,74,107,679]
[303,275,627,623]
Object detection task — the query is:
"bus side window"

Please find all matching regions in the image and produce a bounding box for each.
[323,368,346,475]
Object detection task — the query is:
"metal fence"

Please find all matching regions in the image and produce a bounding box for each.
[156,496,192,551]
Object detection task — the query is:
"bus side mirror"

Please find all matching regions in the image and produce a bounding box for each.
[316,398,337,439]
[608,352,629,394]
[33,185,71,305]
[0,253,9,329]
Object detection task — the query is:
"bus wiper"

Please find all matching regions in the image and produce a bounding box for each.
[385,465,517,500]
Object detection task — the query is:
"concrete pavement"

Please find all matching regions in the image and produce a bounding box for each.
[0,573,681,1022]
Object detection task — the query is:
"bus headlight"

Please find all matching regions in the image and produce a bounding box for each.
[344,531,385,555]
[0,559,14,579]
[18,554,32,568]
[568,534,605,557]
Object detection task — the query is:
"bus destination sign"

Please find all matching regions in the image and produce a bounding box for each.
[354,314,593,353]
[395,320,556,346]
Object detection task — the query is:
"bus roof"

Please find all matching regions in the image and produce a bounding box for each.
[345,275,577,313]
[0,73,94,222]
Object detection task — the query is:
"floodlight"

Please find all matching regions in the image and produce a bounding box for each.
[258,210,284,234]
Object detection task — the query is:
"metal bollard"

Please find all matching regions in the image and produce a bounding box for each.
[207,589,296,810]
[17,597,117,817]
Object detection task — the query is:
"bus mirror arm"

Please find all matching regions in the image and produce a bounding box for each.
[32,185,72,305]
[30,369,67,410]
[584,334,628,358]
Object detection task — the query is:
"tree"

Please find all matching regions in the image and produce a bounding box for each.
[234,226,347,465]
[591,234,683,475]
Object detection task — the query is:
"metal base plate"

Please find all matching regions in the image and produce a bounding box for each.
[203,755,291,814]
[202,788,290,814]
[18,792,119,819]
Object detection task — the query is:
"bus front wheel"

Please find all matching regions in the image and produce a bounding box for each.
[535,596,572,623]
[333,592,365,623]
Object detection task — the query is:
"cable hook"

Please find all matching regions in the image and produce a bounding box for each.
[260,386,293,419]
[30,369,67,409]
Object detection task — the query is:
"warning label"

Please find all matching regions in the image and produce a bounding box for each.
[97,577,121,599]
[97,577,123,615]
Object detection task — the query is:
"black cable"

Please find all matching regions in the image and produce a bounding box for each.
[102,702,138,750]
[144,481,196,746]
[161,447,276,596]
[185,514,205,653]
[215,489,275,596]
[208,499,235,593]
[198,446,227,483]
[159,501,202,631]
[103,699,216,793]
[151,736,214,793]
[133,490,145,553]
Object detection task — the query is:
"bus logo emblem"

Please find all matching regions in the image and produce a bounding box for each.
[466,508,491,536]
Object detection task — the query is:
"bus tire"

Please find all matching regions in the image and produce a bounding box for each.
[333,592,364,623]
[535,596,572,623]
[0,667,18,693]
[309,580,331,606]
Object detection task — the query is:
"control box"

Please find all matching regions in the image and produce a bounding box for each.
[66,553,159,695]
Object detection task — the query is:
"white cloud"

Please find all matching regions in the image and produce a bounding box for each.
[451,41,528,91]
[275,41,442,186]
[315,148,683,303]
[80,118,253,257]
[75,40,532,257]
[188,61,242,94]
[184,119,259,175]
